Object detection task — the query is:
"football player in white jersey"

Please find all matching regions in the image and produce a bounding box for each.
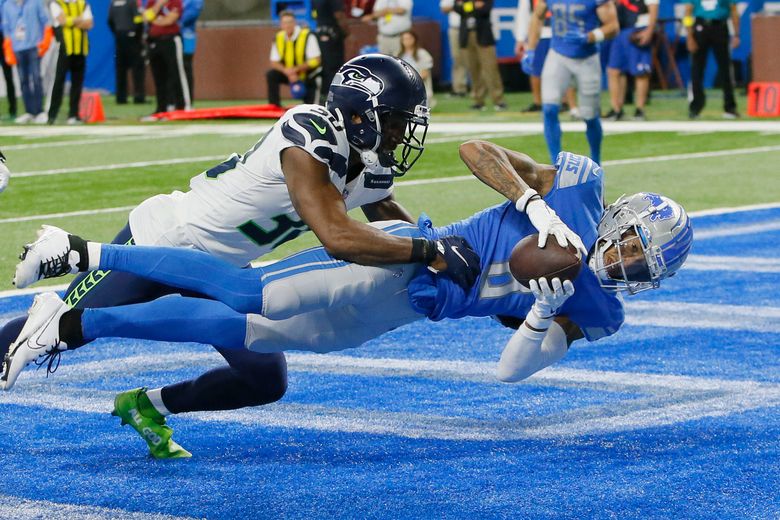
[0,150,9,193]
[0,55,481,459]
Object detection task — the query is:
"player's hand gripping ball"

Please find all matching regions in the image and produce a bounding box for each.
[509,233,582,288]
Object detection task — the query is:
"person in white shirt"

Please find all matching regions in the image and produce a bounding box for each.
[398,30,435,108]
[440,0,467,96]
[362,0,412,56]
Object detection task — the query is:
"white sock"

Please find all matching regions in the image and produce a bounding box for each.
[86,242,102,271]
[145,387,172,416]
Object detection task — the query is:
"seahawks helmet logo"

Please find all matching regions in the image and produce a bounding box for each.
[332,65,385,98]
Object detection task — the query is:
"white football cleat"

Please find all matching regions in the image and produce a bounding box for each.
[13,225,81,288]
[2,292,70,391]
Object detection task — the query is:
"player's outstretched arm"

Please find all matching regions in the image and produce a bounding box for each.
[282,147,481,288]
[459,141,586,255]
[496,278,583,382]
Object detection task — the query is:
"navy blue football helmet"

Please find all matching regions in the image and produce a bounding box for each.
[326,54,430,176]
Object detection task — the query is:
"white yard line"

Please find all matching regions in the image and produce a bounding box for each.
[0,495,201,520]
[2,120,780,139]
[3,353,780,441]
[684,255,780,273]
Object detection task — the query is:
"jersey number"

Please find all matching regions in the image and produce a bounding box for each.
[551,3,586,36]
[238,215,309,249]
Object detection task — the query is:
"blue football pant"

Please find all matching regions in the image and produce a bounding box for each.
[0,224,288,414]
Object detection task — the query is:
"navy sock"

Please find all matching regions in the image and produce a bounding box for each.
[584,117,603,165]
[542,103,562,163]
[99,244,263,313]
[82,295,247,349]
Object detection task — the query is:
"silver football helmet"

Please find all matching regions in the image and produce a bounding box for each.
[588,192,693,294]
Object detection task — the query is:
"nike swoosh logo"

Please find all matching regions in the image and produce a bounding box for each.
[451,246,470,268]
[310,119,328,135]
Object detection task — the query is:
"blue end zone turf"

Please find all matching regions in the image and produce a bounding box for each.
[0,207,779,518]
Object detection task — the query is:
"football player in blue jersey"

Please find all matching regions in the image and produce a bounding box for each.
[0,55,483,459]
[6,141,693,457]
[523,0,619,164]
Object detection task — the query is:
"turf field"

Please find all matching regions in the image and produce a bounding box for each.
[0,108,779,518]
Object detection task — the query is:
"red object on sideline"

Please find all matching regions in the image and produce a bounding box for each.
[79,92,106,123]
[150,104,289,121]
[747,82,780,117]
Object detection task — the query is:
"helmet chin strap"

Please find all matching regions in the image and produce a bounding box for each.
[588,239,616,284]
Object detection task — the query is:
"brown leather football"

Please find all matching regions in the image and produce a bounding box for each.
[509,233,583,288]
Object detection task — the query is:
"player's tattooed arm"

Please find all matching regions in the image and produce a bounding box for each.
[526,0,547,50]
[458,140,554,201]
[591,1,619,42]
[361,194,415,224]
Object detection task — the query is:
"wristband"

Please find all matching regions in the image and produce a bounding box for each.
[524,303,554,332]
[410,238,438,264]
[591,28,605,42]
[515,188,542,213]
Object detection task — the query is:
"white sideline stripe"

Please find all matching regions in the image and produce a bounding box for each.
[689,201,780,217]
[625,301,780,333]
[1,121,779,139]
[685,255,780,273]
[13,155,225,178]
[0,205,136,224]
[3,359,780,440]
[695,220,780,239]
[0,495,201,520]
[12,135,780,180]
[604,144,780,166]
[3,134,166,151]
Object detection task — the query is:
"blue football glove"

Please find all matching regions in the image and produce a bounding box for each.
[435,236,482,290]
[520,50,535,76]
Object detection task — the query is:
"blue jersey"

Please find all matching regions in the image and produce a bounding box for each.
[549,0,607,58]
[408,152,624,342]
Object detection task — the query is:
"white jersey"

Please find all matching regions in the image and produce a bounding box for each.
[129,104,395,266]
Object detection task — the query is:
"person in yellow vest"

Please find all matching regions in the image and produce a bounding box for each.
[266,10,322,107]
[46,0,93,124]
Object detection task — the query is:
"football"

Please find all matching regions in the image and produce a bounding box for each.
[509,233,583,287]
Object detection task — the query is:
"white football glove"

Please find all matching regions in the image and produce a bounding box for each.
[529,277,576,317]
[516,189,587,257]
[0,154,9,193]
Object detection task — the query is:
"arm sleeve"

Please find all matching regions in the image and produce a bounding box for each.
[515,0,532,42]
[496,320,568,383]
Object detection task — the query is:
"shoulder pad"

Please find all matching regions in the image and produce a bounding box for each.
[280,105,348,177]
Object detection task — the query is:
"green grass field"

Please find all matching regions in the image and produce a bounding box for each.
[1,90,779,289]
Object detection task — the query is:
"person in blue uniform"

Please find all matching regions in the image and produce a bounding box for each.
[6,142,693,454]
[523,0,619,164]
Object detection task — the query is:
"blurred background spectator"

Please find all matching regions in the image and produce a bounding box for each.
[181,0,203,105]
[144,0,190,115]
[362,0,411,56]
[454,0,505,111]
[685,0,740,119]
[108,0,146,105]
[440,0,467,97]
[0,4,17,121]
[47,0,94,125]
[266,10,321,107]
[398,29,435,108]
[347,0,375,18]
[312,0,350,104]
[2,0,51,123]
[604,0,658,121]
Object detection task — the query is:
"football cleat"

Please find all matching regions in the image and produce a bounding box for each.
[112,388,192,459]
[2,292,70,391]
[13,225,83,288]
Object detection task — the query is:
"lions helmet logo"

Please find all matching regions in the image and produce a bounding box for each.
[332,65,385,99]
[642,193,675,222]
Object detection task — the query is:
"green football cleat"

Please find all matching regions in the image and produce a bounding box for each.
[111,388,192,459]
